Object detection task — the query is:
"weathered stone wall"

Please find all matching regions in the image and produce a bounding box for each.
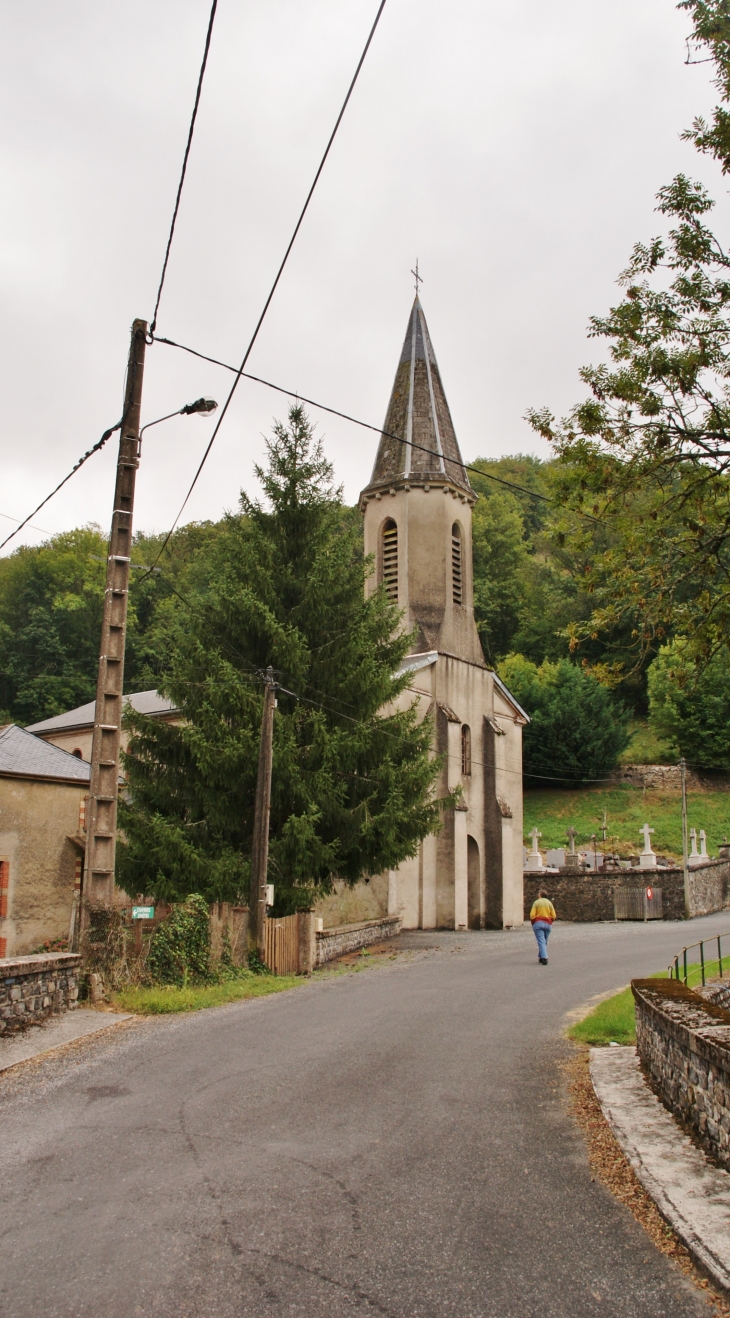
[316,916,401,966]
[633,978,730,1169]
[0,952,81,1034]
[523,859,730,922]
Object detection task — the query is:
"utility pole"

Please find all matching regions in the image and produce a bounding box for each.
[249,667,276,963]
[81,319,147,926]
[680,756,690,920]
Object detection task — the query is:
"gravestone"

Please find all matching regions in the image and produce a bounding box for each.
[546,849,565,868]
[583,851,604,872]
[688,827,703,867]
[564,826,580,871]
[639,822,657,870]
[525,826,545,872]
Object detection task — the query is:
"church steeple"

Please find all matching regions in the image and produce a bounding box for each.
[360,295,484,665]
[368,297,471,494]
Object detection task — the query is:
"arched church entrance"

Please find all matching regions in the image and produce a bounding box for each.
[467,835,481,930]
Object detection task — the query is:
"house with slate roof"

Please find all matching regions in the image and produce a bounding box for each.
[0,724,91,956]
[358,297,527,929]
[27,689,178,763]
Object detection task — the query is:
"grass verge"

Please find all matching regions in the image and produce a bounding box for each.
[110,973,301,1015]
[568,987,637,1046]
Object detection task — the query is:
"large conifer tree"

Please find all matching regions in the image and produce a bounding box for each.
[117,407,446,911]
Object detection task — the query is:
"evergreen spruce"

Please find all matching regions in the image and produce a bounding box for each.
[118,407,447,911]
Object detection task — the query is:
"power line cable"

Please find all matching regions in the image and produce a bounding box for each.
[0,419,123,554]
[146,0,389,572]
[149,0,219,336]
[153,333,600,523]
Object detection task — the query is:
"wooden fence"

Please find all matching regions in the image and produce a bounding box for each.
[264,912,303,975]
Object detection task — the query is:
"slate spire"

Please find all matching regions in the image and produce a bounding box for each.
[368,297,470,492]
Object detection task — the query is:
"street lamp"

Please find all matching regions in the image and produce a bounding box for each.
[139,397,218,445]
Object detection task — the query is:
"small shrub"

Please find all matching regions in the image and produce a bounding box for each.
[146,895,212,986]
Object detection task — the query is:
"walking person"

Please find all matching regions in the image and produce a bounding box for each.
[530,888,556,965]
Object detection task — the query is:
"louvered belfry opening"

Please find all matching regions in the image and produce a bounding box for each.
[451,523,463,604]
[461,724,472,776]
[382,519,398,600]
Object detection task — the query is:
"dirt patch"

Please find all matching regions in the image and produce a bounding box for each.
[567,1046,730,1316]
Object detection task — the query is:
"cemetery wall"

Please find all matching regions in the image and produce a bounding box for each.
[523,859,730,922]
[633,977,730,1170]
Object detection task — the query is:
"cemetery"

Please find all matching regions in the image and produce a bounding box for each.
[523,780,730,922]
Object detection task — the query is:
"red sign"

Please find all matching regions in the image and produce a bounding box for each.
[646,887,653,900]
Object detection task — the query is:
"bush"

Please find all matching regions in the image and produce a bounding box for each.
[648,642,730,769]
[498,654,630,783]
[146,895,212,986]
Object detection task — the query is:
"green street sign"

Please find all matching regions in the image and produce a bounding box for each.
[132,906,154,920]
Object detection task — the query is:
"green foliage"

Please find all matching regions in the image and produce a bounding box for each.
[146,895,212,986]
[527,0,730,674]
[118,406,448,911]
[499,653,630,781]
[0,526,107,723]
[648,641,730,768]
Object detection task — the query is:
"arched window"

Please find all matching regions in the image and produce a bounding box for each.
[72,748,83,759]
[382,519,398,600]
[452,523,463,604]
[461,724,471,776]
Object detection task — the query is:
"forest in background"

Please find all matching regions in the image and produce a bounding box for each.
[0,447,699,774]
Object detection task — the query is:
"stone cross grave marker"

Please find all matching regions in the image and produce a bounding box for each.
[566,826,577,854]
[525,827,544,871]
[689,827,700,859]
[565,826,580,869]
[699,829,708,859]
[639,823,657,870]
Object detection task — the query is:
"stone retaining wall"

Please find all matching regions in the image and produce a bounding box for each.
[316,916,401,966]
[524,859,730,922]
[633,978,730,1169]
[0,952,81,1034]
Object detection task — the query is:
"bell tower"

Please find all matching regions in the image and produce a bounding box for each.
[360,297,484,666]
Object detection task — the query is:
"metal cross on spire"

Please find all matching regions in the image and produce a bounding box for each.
[411,259,423,297]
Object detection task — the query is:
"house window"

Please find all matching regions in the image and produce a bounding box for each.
[461,724,471,776]
[452,523,463,604]
[382,520,398,600]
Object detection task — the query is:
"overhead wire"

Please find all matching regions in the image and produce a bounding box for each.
[149,0,219,336]
[144,0,389,575]
[0,419,124,553]
[153,333,601,524]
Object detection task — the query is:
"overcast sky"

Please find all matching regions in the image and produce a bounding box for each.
[0,0,725,552]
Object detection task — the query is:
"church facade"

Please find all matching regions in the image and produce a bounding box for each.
[359,297,527,930]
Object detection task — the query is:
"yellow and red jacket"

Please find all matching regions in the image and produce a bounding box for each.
[530,897,556,925]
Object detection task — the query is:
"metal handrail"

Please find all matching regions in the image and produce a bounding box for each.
[668,931,730,986]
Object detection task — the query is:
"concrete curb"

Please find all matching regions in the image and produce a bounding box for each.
[0,1008,134,1073]
[590,1045,730,1293]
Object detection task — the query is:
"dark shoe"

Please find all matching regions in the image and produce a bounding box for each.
[540,957,548,964]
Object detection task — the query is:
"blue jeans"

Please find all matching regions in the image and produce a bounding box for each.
[533,920,551,961]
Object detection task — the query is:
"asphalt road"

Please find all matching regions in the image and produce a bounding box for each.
[2,913,728,1318]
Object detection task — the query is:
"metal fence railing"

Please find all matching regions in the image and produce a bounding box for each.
[668,931,730,987]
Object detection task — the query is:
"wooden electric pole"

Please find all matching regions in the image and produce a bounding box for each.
[680,756,691,920]
[81,319,147,924]
[249,667,276,962]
